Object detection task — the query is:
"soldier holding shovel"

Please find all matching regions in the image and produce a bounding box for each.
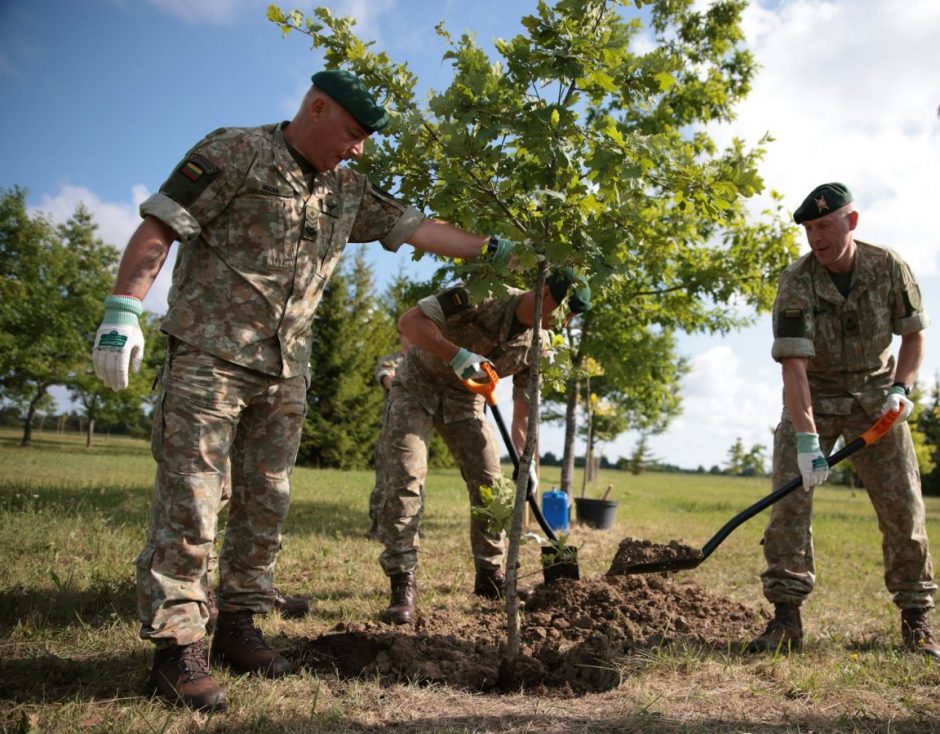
[375,269,591,624]
[748,183,939,659]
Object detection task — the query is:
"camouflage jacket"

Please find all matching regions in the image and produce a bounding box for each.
[140,122,425,377]
[394,285,548,424]
[771,240,929,418]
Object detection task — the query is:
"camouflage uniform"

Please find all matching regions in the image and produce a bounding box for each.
[135,122,424,645]
[368,351,405,521]
[377,285,547,576]
[763,240,936,609]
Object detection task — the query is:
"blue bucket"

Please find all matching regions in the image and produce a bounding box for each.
[541,488,570,532]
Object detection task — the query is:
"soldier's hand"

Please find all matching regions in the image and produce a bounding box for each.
[450,348,493,381]
[482,235,518,270]
[883,385,914,422]
[795,432,829,491]
[92,295,145,391]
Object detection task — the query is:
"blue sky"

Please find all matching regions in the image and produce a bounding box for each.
[2,0,939,470]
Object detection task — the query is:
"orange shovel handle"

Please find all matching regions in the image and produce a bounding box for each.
[462,361,499,406]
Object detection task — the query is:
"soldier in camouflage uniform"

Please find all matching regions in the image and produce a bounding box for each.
[747,183,939,659]
[376,269,591,625]
[90,70,518,712]
[365,338,410,540]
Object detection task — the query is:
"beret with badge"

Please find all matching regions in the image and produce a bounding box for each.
[311,69,389,133]
[793,182,853,224]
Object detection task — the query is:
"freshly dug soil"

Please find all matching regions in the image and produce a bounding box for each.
[298,574,764,695]
[606,536,703,576]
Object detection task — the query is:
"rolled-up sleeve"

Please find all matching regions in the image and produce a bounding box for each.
[349,181,426,252]
[891,254,930,334]
[770,273,815,362]
[140,192,201,241]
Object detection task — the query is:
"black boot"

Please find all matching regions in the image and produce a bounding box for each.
[149,640,227,712]
[210,610,291,678]
[381,572,417,625]
[272,587,310,619]
[474,567,533,603]
[901,608,940,660]
[745,602,803,653]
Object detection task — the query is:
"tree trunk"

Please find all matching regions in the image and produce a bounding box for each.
[500,261,548,690]
[21,384,47,447]
[580,375,594,496]
[86,418,95,448]
[560,376,579,495]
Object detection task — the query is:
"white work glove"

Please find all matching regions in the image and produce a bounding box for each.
[796,431,829,491]
[883,385,914,422]
[450,347,492,381]
[92,295,145,391]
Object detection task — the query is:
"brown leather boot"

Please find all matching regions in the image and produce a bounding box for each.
[272,588,310,619]
[149,640,227,712]
[381,572,417,625]
[901,608,940,660]
[210,611,291,678]
[745,602,803,653]
[205,589,219,634]
[473,567,533,603]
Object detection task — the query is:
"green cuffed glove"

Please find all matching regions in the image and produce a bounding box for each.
[796,431,829,491]
[450,348,492,381]
[482,235,518,270]
[92,295,145,391]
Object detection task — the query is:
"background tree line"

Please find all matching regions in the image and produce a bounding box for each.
[4,181,940,492]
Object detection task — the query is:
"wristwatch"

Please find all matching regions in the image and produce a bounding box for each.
[891,381,912,396]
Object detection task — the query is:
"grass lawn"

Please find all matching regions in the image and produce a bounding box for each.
[1,428,939,733]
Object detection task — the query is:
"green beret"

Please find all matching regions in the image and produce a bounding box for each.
[547,267,592,314]
[793,182,853,224]
[311,69,389,133]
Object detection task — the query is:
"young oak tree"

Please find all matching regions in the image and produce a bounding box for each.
[269,0,797,683]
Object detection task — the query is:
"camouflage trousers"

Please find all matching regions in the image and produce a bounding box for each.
[136,341,306,646]
[377,386,504,576]
[368,426,390,522]
[762,406,936,609]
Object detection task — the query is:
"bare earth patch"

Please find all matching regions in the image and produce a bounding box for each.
[297,573,763,695]
[606,536,703,575]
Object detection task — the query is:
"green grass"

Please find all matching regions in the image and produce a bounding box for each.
[2,428,940,732]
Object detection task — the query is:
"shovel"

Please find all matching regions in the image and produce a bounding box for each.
[464,362,580,580]
[616,406,904,575]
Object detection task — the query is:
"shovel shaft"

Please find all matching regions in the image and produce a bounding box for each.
[698,407,902,562]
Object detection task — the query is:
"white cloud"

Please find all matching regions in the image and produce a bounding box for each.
[714,0,940,275]
[30,184,174,316]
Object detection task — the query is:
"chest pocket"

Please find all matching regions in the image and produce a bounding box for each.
[225,178,296,269]
[304,194,347,278]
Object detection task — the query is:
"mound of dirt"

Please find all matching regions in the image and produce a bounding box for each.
[298,574,765,695]
[606,536,703,575]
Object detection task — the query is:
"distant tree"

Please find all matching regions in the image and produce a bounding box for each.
[917,377,940,496]
[0,188,119,446]
[626,433,656,475]
[725,437,746,475]
[740,443,767,477]
[708,464,723,475]
[300,249,388,469]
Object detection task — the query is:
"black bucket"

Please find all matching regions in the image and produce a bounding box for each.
[575,497,619,529]
[540,544,580,584]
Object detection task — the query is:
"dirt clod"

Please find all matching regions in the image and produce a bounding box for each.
[298,573,764,695]
[606,536,703,575]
